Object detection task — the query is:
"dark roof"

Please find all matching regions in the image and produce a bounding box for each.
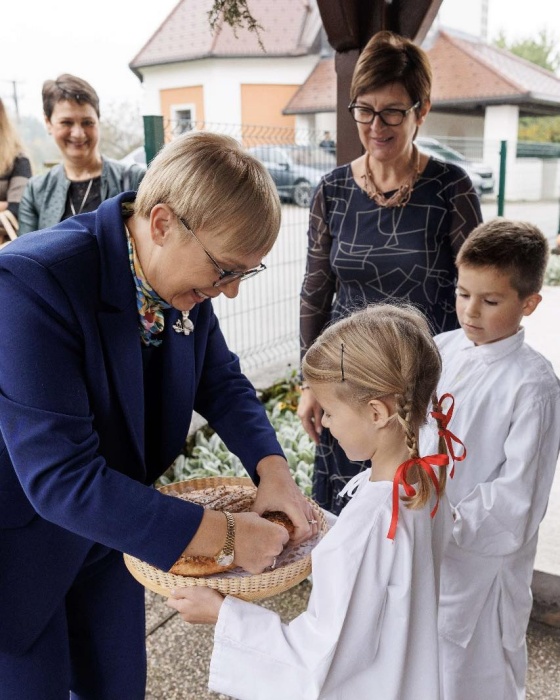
[130,0,322,74]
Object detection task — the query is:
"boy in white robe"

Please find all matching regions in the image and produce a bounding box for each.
[168,303,459,700]
[420,219,560,700]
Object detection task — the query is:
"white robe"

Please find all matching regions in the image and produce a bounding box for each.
[420,328,560,700]
[209,469,453,700]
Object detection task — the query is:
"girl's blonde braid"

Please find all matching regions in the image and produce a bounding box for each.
[395,389,431,510]
[431,393,449,494]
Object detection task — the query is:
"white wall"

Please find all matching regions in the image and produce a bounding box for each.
[138,55,318,124]
[294,114,314,144]
[499,154,560,202]
[541,159,560,199]
[423,112,485,140]
[314,113,337,141]
[420,106,560,201]
[294,112,336,145]
[138,59,560,202]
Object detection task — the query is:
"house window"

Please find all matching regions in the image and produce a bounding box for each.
[171,105,196,135]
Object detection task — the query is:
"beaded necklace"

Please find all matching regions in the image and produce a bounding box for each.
[362,146,420,208]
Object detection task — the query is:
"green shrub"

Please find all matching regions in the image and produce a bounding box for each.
[158,372,315,495]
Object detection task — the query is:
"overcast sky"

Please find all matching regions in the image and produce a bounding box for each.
[1,0,180,118]
[1,0,557,119]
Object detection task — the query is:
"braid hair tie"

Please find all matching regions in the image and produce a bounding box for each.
[430,393,467,478]
[387,454,449,540]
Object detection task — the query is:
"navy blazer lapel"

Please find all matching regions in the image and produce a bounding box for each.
[95,196,145,461]
[158,309,196,467]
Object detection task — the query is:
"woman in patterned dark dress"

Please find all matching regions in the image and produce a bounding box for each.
[297,31,483,514]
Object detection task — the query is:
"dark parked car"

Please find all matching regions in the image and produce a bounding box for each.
[416,137,495,196]
[246,145,336,207]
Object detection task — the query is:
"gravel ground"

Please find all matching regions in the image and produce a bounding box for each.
[145,582,312,700]
[145,580,560,699]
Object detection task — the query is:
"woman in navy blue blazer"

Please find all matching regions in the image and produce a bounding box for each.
[0,132,315,699]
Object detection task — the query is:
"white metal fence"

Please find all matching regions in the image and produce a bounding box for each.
[146,120,560,373]
[212,203,308,372]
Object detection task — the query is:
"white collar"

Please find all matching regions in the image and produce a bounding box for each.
[458,327,525,363]
[338,468,372,500]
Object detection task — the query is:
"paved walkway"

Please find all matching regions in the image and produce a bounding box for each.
[145,583,560,699]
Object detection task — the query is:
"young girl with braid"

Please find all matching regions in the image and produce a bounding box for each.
[168,303,464,700]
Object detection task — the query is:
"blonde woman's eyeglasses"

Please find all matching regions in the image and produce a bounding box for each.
[178,217,266,288]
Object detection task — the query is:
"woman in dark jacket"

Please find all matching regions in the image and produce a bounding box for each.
[18,73,144,234]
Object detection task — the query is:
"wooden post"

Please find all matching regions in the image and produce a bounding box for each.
[335,51,362,166]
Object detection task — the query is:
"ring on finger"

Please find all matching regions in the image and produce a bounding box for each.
[307,518,318,525]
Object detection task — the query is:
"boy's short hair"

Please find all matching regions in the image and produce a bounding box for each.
[456,218,549,298]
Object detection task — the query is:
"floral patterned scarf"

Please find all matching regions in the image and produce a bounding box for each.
[125,223,171,347]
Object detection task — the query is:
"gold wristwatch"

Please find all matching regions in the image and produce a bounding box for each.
[214,511,236,566]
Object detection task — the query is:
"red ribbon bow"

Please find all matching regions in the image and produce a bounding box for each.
[387,453,449,540]
[430,393,467,478]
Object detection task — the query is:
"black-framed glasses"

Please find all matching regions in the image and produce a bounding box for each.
[178,217,266,288]
[348,101,420,126]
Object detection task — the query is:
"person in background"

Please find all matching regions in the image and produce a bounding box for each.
[421,219,560,699]
[169,303,457,700]
[0,97,32,241]
[0,131,314,699]
[18,73,144,234]
[318,130,336,155]
[298,30,482,514]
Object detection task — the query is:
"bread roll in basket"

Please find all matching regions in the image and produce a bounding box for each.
[123,476,328,600]
[169,483,295,576]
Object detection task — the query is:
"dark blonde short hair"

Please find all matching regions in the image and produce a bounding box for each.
[456,218,549,298]
[42,74,100,119]
[135,131,281,257]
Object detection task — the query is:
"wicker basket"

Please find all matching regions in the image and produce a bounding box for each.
[123,476,328,601]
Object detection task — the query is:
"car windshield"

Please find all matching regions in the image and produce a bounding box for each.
[289,147,336,169]
[417,140,467,163]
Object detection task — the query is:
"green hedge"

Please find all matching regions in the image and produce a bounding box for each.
[158,372,315,496]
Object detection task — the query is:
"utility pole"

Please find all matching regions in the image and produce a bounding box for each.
[11,80,20,121]
[481,0,489,42]
[1,79,22,120]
